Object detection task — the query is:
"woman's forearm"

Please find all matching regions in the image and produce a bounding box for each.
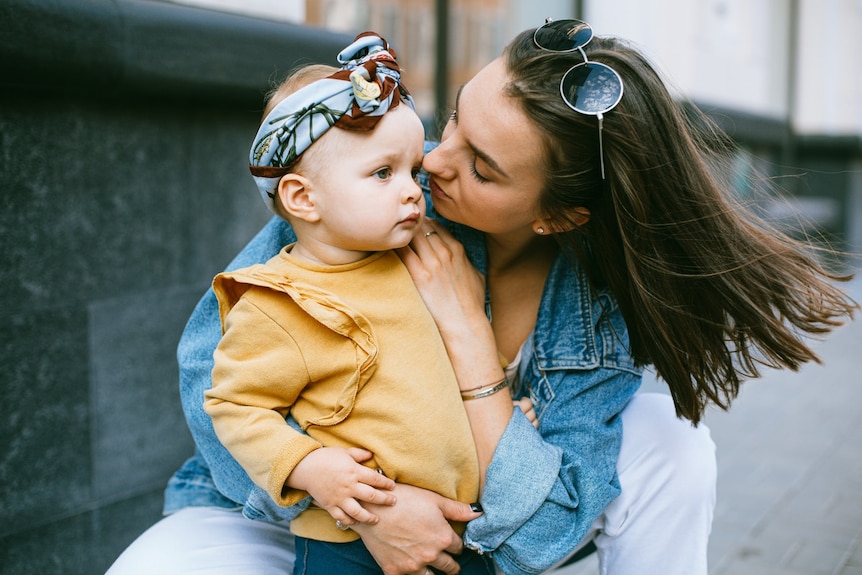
[438,314,512,487]
[461,391,513,488]
[398,222,515,486]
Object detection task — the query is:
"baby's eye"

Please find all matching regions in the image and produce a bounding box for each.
[374,167,392,180]
[411,167,422,181]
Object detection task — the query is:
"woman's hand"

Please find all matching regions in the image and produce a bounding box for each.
[397,220,487,340]
[350,483,482,575]
[398,221,502,384]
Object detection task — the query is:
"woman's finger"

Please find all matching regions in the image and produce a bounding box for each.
[515,396,539,428]
[416,219,456,245]
[426,548,461,574]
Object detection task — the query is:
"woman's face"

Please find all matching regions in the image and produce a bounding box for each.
[422,57,548,237]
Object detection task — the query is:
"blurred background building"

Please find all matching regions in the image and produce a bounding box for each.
[172,0,862,257]
[169,0,862,132]
[0,1,859,574]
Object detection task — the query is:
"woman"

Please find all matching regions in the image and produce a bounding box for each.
[108,19,856,575]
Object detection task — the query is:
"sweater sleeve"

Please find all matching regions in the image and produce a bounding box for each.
[204,292,321,507]
[175,216,297,508]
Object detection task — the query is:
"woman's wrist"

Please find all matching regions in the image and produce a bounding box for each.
[440,315,505,380]
[461,377,509,401]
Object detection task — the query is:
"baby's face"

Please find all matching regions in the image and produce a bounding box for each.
[304,104,426,256]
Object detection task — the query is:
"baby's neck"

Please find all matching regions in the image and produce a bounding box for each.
[288,241,373,266]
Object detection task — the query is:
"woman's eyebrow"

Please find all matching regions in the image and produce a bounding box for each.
[454,86,509,179]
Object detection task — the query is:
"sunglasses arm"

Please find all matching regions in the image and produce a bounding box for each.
[597,112,606,180]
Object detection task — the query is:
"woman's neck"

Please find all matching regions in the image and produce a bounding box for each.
[485,231,556,275]
[485,232,557,362]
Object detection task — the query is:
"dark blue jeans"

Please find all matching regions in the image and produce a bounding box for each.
[293,536,495,575]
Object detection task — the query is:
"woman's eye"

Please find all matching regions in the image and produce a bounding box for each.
[374,167,392,180]
[470,161,490,184]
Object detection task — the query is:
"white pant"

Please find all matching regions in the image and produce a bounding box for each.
[578,393,716,574]
[106,393,715,575]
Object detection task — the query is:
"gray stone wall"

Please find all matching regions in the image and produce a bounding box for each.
[0,1,349,572]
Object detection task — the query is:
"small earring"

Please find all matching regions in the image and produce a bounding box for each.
[536,227,545,235]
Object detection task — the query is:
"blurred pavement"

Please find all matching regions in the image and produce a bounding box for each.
[559,276,862,575]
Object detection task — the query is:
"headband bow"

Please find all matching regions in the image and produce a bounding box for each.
[249,32,415,211]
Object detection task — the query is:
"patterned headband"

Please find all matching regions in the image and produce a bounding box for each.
[249,32,415,211]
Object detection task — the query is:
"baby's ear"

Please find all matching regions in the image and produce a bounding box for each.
[278,174,320,223]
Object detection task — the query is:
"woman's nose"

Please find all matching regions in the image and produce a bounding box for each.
[422,142,448,179]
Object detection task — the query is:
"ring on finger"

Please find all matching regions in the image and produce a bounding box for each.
[335,519,350,531]
[424,230,438,238]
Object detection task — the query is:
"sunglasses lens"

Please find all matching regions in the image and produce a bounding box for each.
[560,62,623,115]
[534,19,593,52]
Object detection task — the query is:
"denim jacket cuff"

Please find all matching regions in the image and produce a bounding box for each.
[464,408,562,552]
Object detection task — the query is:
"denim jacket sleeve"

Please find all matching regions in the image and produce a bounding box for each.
[462,257,642,575]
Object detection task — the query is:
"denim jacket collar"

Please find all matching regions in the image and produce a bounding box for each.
[444,216,603,372]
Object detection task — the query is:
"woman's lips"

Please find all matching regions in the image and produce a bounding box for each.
[428,177,451,201]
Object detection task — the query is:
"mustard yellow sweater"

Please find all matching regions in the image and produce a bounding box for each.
[204,247,479,543]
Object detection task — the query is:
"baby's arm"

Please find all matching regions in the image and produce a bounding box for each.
[287,446,396,527]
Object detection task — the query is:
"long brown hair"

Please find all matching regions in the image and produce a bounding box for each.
[503,30,857,424]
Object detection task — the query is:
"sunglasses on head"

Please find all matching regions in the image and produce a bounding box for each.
[533,18,624,180]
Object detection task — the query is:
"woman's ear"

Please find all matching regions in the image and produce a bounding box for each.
[277,174,321,223]
[567,207,591,227]
[532,208,590,235]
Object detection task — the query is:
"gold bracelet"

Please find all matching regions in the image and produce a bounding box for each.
[460,377,507,394]
[461,377,509,401]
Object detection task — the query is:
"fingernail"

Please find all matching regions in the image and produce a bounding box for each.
[469,502,483,512]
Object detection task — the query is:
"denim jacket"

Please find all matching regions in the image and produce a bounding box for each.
[164,143,642,575]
